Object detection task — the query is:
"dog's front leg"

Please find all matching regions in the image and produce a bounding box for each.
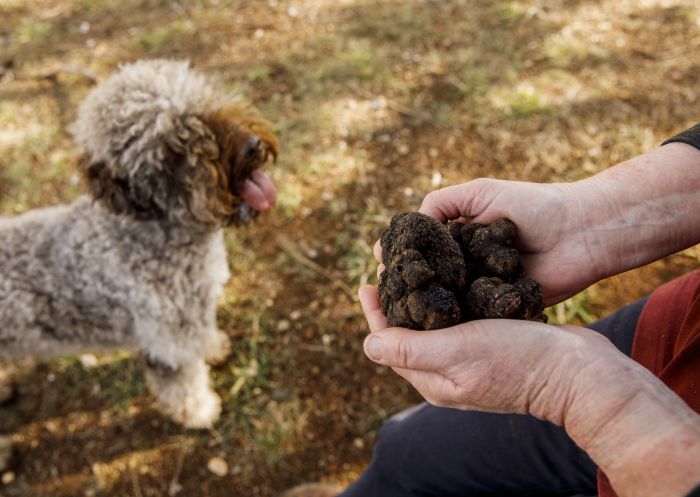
[142,353,221,429]
[202,328,232,366]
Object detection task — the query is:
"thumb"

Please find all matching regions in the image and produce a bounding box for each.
[364,328,463,371]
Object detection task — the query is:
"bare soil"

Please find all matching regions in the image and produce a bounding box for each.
[1,1,699,496]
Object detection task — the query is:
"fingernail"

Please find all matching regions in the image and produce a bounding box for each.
[364,335,383,361]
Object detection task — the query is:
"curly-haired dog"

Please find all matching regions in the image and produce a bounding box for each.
[0,60,278,428]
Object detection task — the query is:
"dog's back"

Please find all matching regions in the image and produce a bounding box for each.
[0,197,137,357]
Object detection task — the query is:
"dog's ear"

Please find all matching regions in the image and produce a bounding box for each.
[82,154,175,221]
[166,115,237,227]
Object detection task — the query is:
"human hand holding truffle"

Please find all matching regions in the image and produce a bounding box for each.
[418,179,605,305]
[360,284,600,419]
[419,143,700,305]
[359,285,700,497]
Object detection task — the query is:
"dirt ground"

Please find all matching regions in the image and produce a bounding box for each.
[1,0,699,496]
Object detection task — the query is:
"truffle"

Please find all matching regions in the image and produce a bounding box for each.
[378,212,546,330]
[378,212,465,330]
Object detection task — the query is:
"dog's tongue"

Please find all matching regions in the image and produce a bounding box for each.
[240,170,277,211]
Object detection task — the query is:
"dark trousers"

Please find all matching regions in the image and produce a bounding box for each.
[340,298,647,497]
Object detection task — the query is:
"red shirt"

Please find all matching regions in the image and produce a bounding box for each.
[598,270,700,497]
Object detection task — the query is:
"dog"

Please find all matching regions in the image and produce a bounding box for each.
[0,59,278,428]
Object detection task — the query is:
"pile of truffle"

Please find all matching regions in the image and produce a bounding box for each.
[378,212,546,330]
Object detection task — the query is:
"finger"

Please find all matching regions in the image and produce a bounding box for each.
[251,169,277,206]
[376,263,385,280]
[240,178,269,211]
[373,240,383,263]
[363,325,470,371]
[358,285,389,333]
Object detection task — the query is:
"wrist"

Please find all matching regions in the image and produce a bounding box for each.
[571,144,700,281]
[561,336,700,497]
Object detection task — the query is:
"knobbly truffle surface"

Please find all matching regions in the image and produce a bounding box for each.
[378,212,466,330]
[379,213,546,330]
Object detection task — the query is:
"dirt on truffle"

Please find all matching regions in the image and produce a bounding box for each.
[379,213,546,330]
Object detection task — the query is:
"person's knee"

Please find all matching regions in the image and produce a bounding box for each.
[366,413,425,488]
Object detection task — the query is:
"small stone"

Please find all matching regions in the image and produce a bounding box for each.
[207,457,228,477]
[290,310,302,321]
[276,320,291,332]
[79,354,98,369]
[1,471,15,485]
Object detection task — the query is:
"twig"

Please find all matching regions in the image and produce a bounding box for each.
[168,447,188,496]
[130,462,144,497]
[11,64,98,84]
[38,64,98,83]
[297,343,328,352]
[275,234,356,299]
[346,84,432,121]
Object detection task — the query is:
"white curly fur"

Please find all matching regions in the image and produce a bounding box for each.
[0,60,270,428]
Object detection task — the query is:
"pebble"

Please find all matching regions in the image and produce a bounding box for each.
[1,471,15,485]
[79,354,98,369]
[207,457,228,477]
[276,320,291,332]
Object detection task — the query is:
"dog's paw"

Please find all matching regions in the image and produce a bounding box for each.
[167,387,222,429]
[205,331,232,366]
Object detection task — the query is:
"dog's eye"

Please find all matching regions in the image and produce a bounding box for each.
[238,136,261,163]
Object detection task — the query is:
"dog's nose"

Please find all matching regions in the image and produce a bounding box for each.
[239,135,261,162]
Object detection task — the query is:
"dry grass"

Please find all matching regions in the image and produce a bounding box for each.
[1,0,700,496]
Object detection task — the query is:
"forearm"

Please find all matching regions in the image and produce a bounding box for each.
[571,142,700,280]
[562,344,700,497]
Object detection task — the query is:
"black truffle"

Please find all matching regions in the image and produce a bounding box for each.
[378,212,546,330]
[378,213,465,330]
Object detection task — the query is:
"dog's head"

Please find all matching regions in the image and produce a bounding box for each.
[71,59,278,230]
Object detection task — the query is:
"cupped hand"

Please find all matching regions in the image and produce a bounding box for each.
[413,178,612,305]
[358,284,625,423]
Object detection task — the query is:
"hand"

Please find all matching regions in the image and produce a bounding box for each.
[358,285,620,422]
[414,142,700,305]
[358,285,700,497]
[415,178,607,305]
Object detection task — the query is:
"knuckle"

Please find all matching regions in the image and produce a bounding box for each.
[395,335,414,369]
